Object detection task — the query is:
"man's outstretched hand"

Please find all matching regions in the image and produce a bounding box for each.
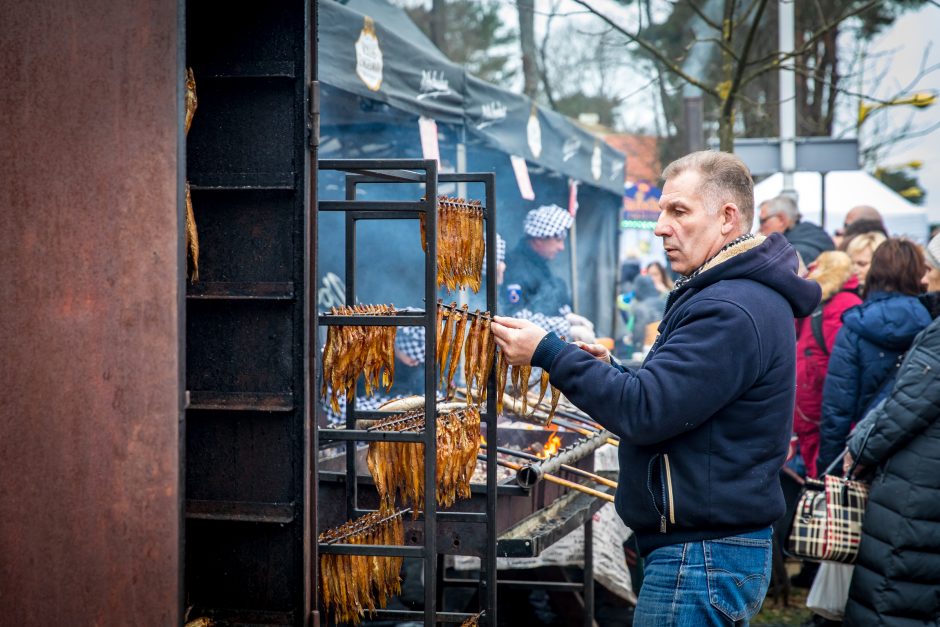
[491,316,549,365]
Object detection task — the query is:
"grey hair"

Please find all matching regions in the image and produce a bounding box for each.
[661,150,755,230]
[761,195,800,223]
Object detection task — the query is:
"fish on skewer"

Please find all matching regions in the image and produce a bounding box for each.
[476,314,494,402]
[462,313,481,401]
[438,301,457,385]
[495,349,509,415]
[518,365,532,415]
[534,369,551,412]
[446,304,470,390]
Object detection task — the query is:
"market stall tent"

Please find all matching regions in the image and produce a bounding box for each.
[317,0,626,336]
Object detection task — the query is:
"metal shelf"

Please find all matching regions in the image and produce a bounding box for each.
[313,161,499,626]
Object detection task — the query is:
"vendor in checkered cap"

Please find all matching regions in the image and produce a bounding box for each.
[502,204,593,340]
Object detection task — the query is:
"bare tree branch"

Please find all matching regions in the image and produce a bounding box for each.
[721,0,770,118]
[741,0,882,84]
[569,0,721,98]
[686,0,722,31]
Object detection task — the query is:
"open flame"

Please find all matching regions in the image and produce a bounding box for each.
[537,429,562,459]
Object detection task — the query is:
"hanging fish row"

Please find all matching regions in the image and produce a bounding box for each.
[494,344,562,424]
[367,407,481,512]
[318,508,406,625]
[321,304,397,413]
[437,300,496,404]
[420,196,485,292]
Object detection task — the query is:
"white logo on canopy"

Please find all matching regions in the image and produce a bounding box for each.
[591,142,603,181]
[417,70,451,100]
[527,108,542,159]
[355,17,383,92]
[477,101,507,129]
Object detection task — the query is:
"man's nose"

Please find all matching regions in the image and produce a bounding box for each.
[653,214,670,237]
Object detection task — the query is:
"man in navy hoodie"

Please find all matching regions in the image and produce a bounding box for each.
[492,151,820,625]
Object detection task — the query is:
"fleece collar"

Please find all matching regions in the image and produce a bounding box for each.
[673,233,765,292]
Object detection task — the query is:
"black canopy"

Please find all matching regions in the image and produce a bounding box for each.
[320,0,626,194]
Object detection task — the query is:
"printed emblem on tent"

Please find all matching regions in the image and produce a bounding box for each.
[527,106,542,158]
[506,283,522,304]
[356,16,383,92]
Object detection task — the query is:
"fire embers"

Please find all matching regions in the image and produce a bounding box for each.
[367,407,481,512]
[420,196,485,292]
[319,508,406,625]
[437,301,496,404]
[321,304,397,413]
[495,350,562,425]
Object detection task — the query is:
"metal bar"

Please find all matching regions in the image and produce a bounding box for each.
[318,158,434,173]
[344,183,357,525]
[347,209,424,220]
[481,444,617,489]
[317,313,426,326]
[345,168,427,183]
[370,609,482,623]
[515,430,612,488]
[185,500,295,524]
[496,581,585,591]
[483,170,498,627]
[316,544,425,558]
[422,159,438,627]
[307,5,319,625]
[583,516,594,627]
[318,200,427,213]
[485,456,614,503]
[317,429,425,443]
[187,391,294,412]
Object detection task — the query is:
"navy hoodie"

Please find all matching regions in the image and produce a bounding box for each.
[532,233,820,554]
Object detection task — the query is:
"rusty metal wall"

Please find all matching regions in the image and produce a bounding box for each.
[0,1,182,625]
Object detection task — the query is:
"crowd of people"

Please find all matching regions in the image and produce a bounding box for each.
[493,151,940,626]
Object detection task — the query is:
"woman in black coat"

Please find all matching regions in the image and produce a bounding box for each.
[842,303,940,625]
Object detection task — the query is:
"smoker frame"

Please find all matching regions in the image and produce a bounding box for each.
[314,160,498,626]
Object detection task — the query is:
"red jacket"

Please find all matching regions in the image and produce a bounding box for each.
[794,275,861,434]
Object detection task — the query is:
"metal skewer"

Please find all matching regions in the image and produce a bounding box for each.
[477,455,614,503]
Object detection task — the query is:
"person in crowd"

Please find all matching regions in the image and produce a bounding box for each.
[502,204,579,339]
[492,150,820,624]
[758,195,834,264]
[844,231,886,287]
[793,251,862,479]
[840,307,940,625]
[616,275,663,359]
[645,260,674,295]
[834,205,886,249]
[817,238,932,474]
[923,232,940,293]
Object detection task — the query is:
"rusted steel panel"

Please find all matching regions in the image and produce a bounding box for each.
[0,1,182,625]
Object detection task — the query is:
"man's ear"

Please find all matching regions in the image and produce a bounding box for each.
[719,203,739,235]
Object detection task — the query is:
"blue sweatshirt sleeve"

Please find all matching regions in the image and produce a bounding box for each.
[540,297,762,446]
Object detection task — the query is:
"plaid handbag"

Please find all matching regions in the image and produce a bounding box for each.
[787,473,870,563]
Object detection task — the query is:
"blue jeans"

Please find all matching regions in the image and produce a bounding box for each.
[633,527,773,626]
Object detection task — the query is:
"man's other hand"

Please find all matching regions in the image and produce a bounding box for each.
[573,341,611,364]
[491,316,549,365]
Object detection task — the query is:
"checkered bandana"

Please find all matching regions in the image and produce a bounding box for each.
[395,325,426,364]
[524,204,573,239]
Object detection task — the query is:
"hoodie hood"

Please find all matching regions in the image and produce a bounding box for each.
[677,233,820,318]
[843,292,931,351]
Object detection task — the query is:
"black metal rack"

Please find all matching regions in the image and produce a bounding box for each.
[314,159,498,626]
